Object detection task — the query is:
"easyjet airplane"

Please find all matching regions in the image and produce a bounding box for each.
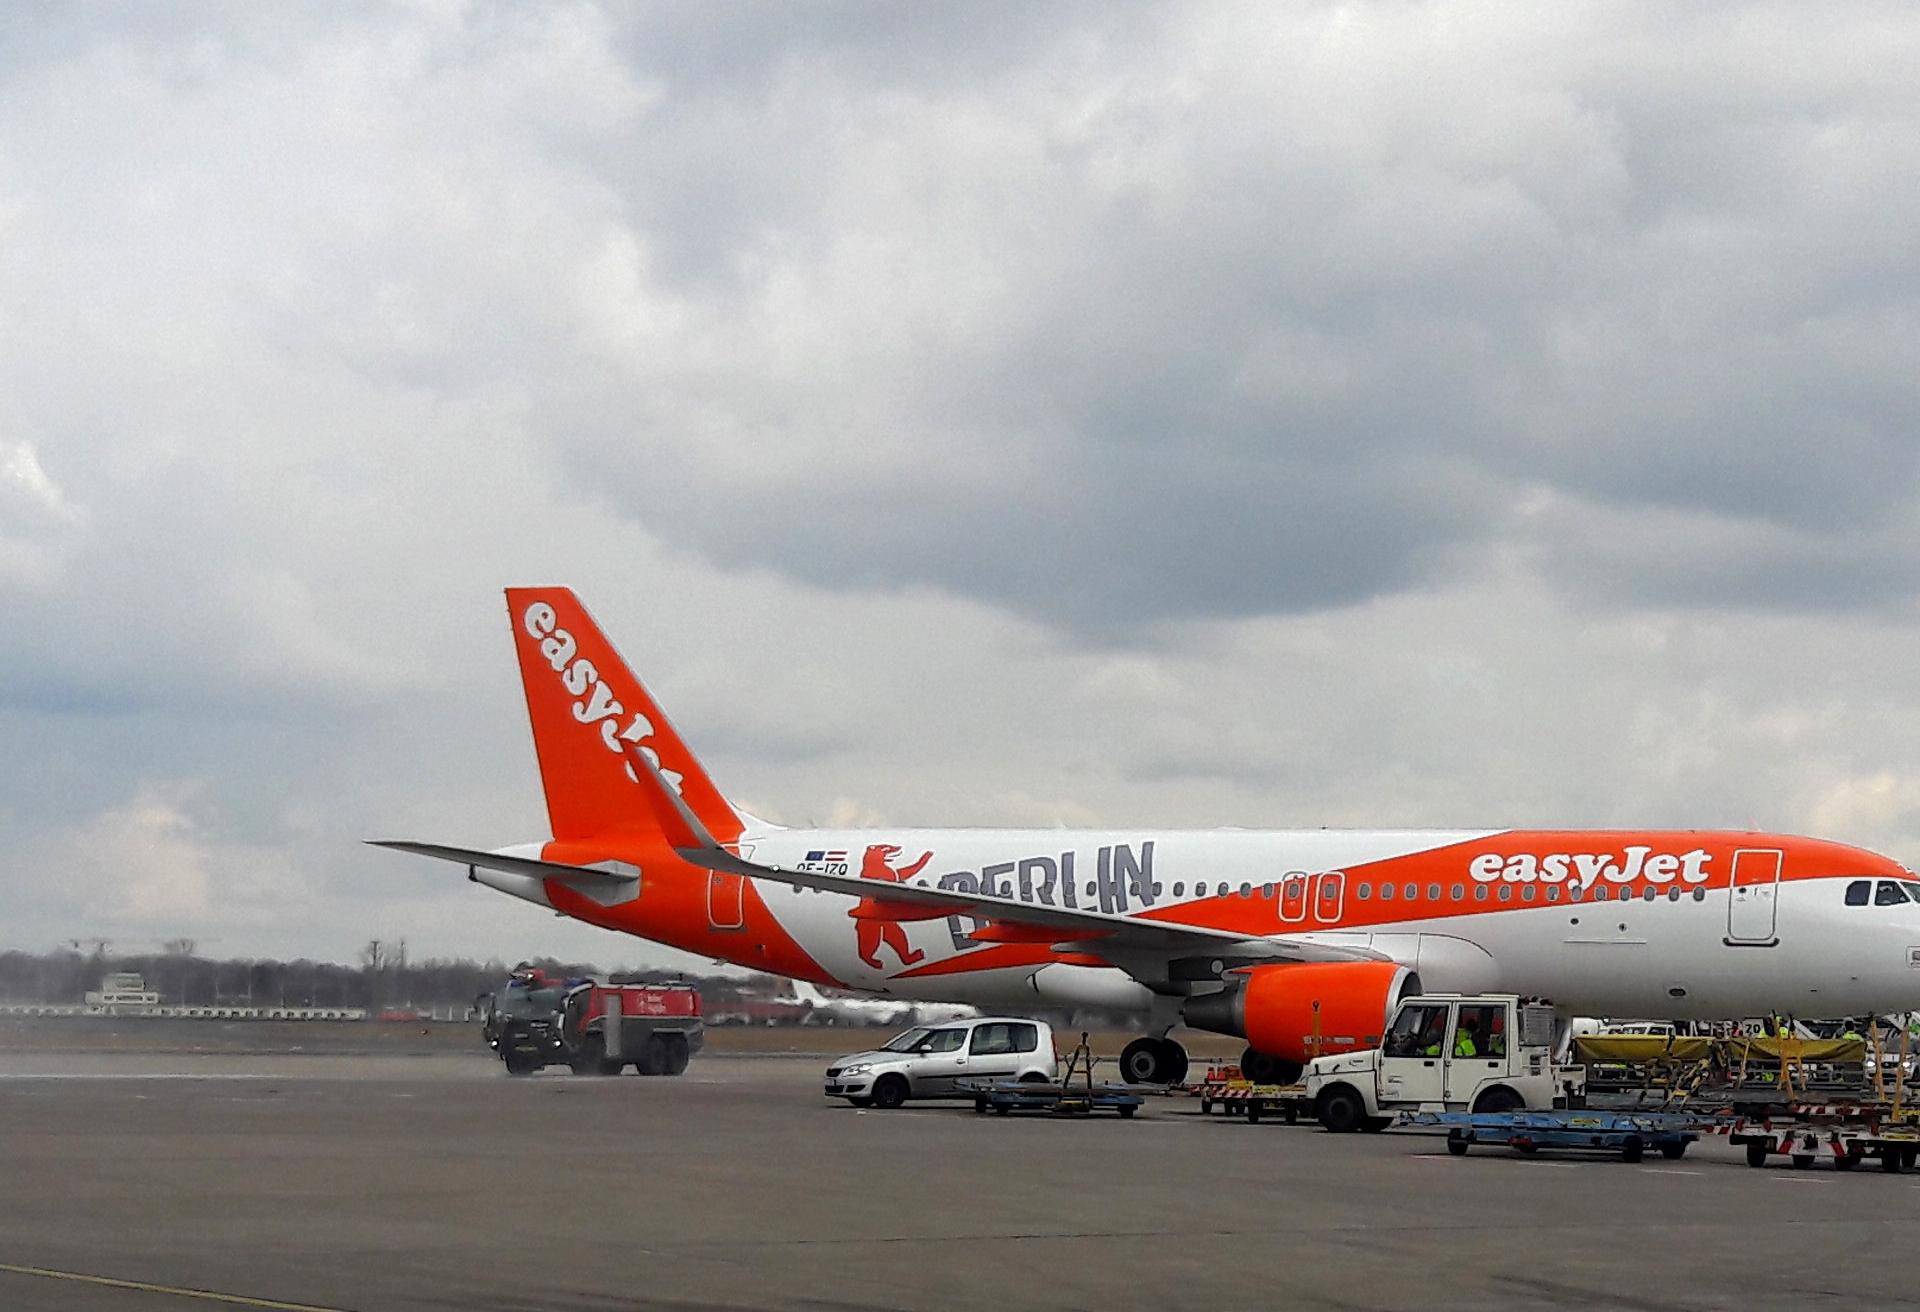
[376,588,1920,1086]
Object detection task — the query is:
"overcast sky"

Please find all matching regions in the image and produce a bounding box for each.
[3,1,1918,970]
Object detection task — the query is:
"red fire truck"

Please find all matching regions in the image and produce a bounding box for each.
[481,969,703,1076]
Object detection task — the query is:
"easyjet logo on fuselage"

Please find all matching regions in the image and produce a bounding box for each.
[522,602,684,794]
[1469,846,1711,890]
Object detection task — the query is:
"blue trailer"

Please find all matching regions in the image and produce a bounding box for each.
[1407,1109,1702,1162]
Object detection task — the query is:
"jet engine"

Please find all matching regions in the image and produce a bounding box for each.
[1182,960,1422,1074]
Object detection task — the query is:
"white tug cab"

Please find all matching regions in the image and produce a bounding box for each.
[1300,993,1585,1132]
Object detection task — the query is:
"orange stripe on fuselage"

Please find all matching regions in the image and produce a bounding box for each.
[1134,831,1904,936]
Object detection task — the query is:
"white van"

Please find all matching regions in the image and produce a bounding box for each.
[824,1017,1057,1108]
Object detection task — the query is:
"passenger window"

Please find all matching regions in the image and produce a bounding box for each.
[970,1024,1011,1055]
[1875,881,1909,907]
[1846,880,1871,907]
[1007,1023,1039,1054]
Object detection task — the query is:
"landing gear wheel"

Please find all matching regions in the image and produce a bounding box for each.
[1119,1037,1189,1085]
[1446,1131,1470,1156]
[871,1074,908,1110]
[1745,1141,1770,1168]
[1240,1048,1302,1086]
[1317,1087,1364,1134]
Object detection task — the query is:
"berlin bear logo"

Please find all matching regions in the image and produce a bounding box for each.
[853,843,933,971]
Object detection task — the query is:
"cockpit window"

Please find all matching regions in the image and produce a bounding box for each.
[1846,880,1870,907]
[1877,881,1913,906]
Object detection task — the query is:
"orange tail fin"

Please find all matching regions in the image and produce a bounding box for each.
[504,588,742,845]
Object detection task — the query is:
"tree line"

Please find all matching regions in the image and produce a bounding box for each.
[0,941,768,1012]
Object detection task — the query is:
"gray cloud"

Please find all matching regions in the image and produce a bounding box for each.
[3,3,1920,962]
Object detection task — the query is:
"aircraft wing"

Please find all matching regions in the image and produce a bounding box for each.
[623,743,1379,969]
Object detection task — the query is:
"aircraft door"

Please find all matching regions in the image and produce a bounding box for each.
[1279,872,1310,923]
[707,845,752,931]
[1313,871,1346,923]
[1725,848,1783,946]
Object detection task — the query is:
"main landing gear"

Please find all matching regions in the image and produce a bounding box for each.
[1240,1048,1303,1086]
[1119,1036,1190,1085]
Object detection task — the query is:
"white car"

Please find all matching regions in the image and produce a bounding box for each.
[824,1017,1057,1109]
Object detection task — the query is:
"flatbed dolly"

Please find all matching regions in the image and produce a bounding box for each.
[1408,1110,1701,1162]
[960,1078,1144,1118]
[957,1032,1145,1119]
[1714,1104,1920,1172]
[1178,1070,1311,1122]
[1232,1086,1311,1124]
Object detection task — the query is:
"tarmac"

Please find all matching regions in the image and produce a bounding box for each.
[2,1035,1916,1311]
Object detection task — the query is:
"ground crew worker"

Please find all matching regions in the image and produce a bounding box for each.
[1454,1019,1479,1058]
[1842,1020,1864,1042]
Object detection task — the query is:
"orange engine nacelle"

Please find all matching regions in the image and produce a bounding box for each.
[1182,961,1422,1063]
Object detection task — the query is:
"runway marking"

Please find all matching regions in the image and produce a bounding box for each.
[1642,1168,1703,1176]
[0,1261,349,1310]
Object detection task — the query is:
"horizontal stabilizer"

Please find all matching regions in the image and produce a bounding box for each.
[367,840,639,886]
